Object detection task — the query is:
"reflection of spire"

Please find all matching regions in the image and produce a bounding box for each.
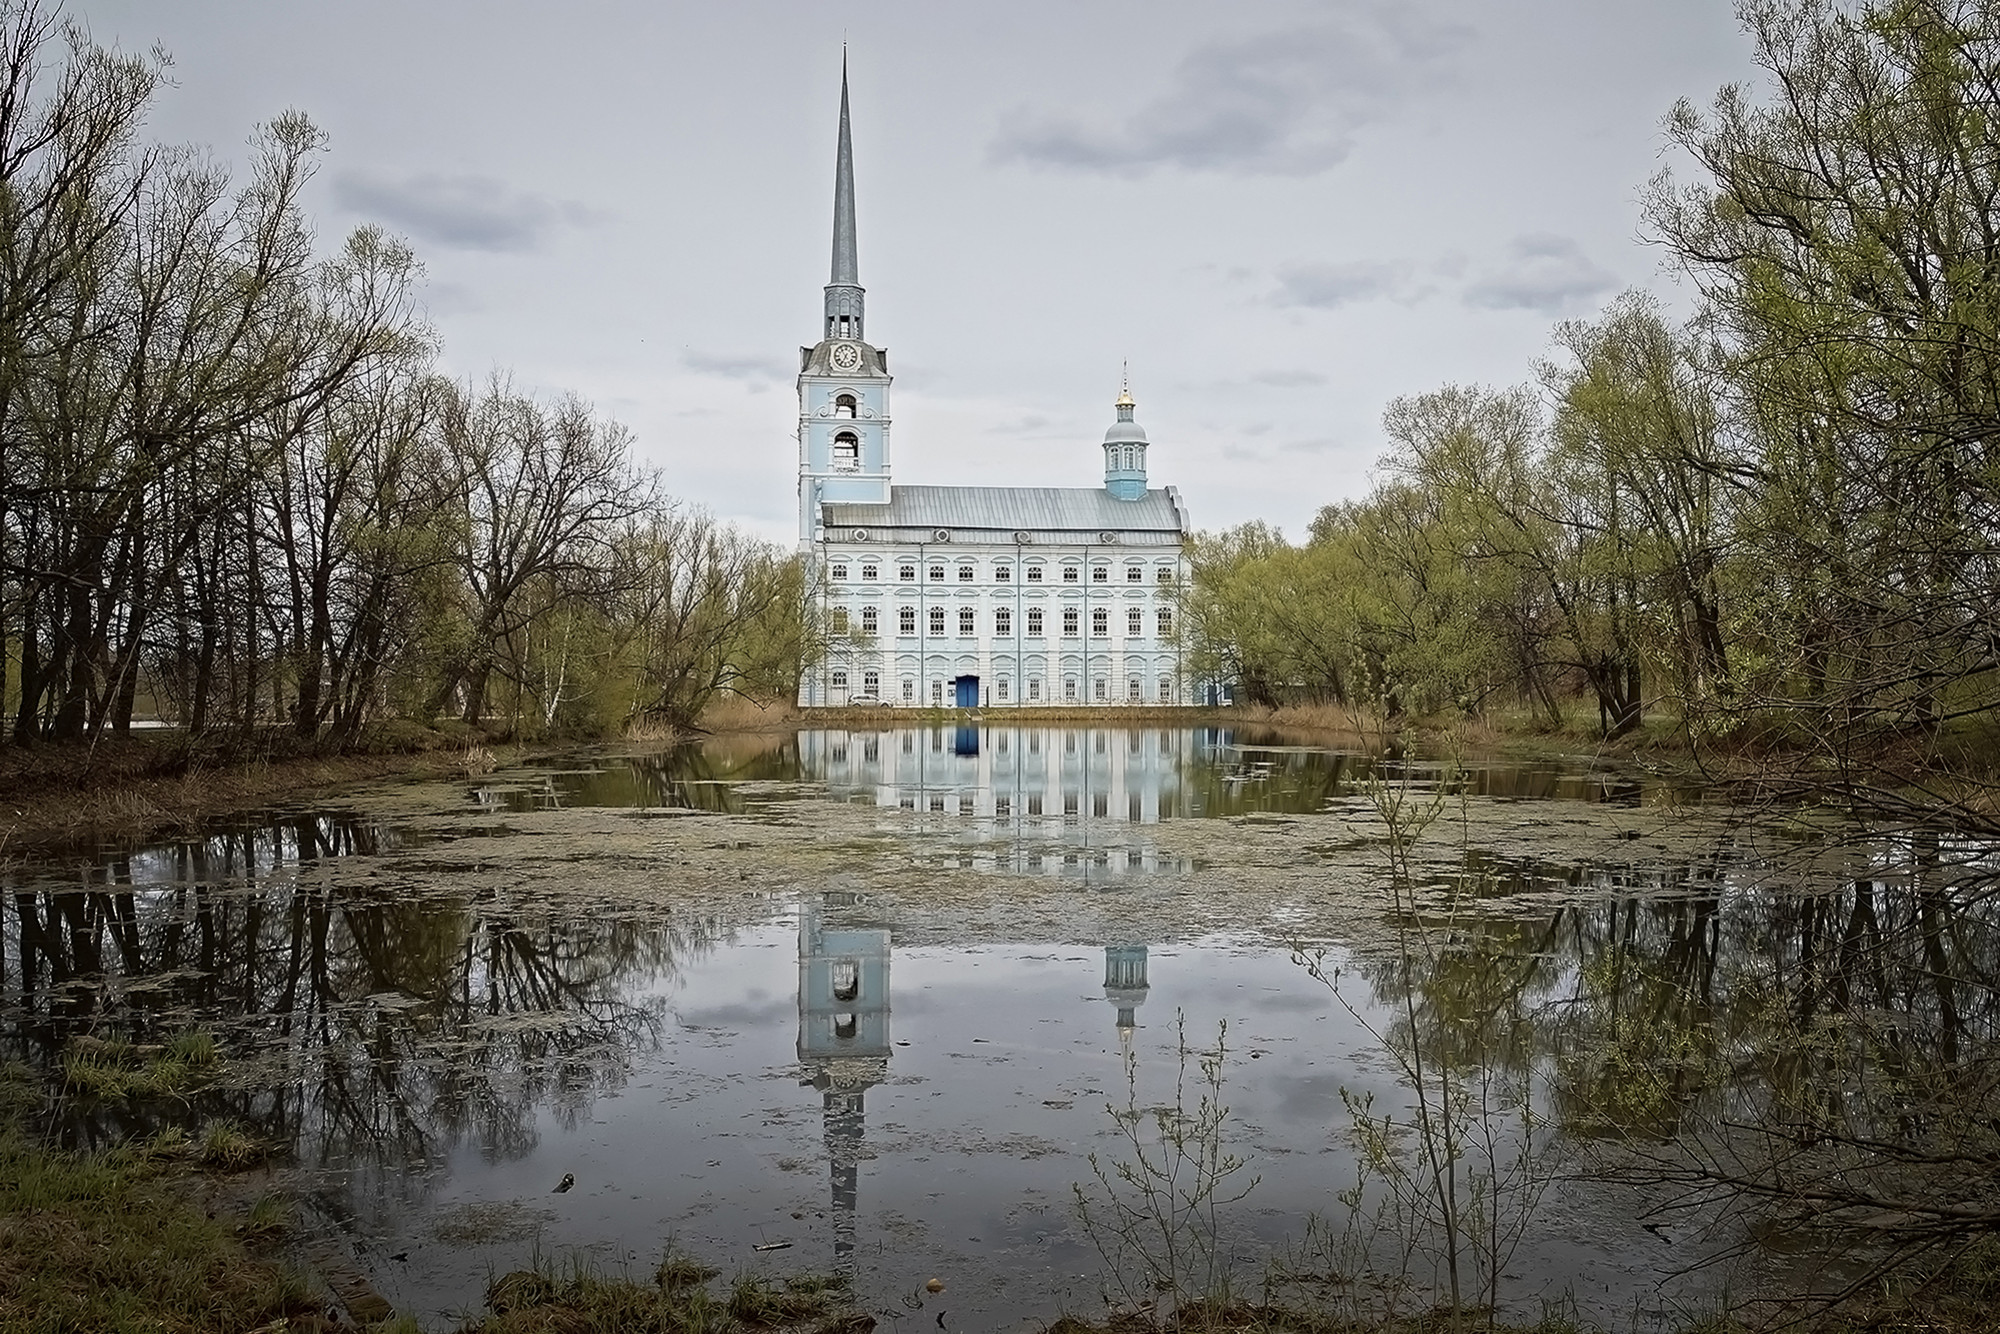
[1103,944,1149,1040]
[797,894,891,1280]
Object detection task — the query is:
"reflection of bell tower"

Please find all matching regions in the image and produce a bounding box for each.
[1103,944,1149,1039]
[798,895,891,1278]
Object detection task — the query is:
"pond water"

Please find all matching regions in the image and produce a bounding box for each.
[4,725,1995,1330]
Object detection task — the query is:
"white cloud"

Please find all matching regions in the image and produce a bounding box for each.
[1463,234,1619,314]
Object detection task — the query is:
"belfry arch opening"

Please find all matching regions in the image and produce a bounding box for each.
[835,393,857,419]
[833,431,860,470]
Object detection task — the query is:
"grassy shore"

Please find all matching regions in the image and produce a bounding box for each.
[0,724,532,852]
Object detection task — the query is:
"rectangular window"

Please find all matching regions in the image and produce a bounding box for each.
[930,606,946,635]
[1157,608,1173,635]
[862,606,879,634]
[1127,608,1142,636]
[1063,609,1080,637]
[903,678,916,702]
[831,607,850,634]
[900,564,916,582]
[1027,565,1044,583]
[1094,677,1108,701]
[831,563,848,581]
[959,607,975,636]
[831,669,848,688]
[996,678,1010,701]
[861,564,878,581]
[864,670,880,695]
[958,563,974,582]
[1127,565,1142,582]
[1159,675,1173,703]
[928,563,945,581]
[995,564,1011,582]
[1063,565,1079,583]
[900,606,916,635]
[1026,607,1044,637]
[1028,678,1042,701]
[1157,567,1175,583]
[1092,565,1109,583]
[995,608,1012,636]
[1064,677,1078,701]
[1092,609,1109,637]
[932,680,945,705]
[1128,677,1142,702]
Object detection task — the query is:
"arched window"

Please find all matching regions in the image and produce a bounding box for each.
[833,431,860,469]
[834,393,857,419]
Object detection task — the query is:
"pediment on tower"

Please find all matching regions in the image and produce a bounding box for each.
[800,340,889,376]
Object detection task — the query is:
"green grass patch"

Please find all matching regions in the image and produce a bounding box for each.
[59,1029,223,1102]
[0,1126,324,1333]
[463,1251,862,1333]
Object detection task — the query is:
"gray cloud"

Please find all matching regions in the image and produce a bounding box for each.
[333,169,600,252]
[991,414,1054,435]
[682,350,791,384]
[1463,233,1618,314]
[419,279,483,317]
[1271,259,1412,309]
[1251,370,1328,388]
[992,12,1469,177]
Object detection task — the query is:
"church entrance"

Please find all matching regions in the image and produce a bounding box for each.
[952,676,979,709]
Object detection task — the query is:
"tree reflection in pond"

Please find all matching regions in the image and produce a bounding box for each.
[2,813,715,1198]
[1343,847,2000,1300]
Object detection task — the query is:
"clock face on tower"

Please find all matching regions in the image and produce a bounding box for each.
[830,341,862,373]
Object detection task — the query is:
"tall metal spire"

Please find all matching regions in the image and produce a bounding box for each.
[823,50,866,342]
[831,50,857,286]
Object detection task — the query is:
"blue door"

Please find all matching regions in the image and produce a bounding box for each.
[953,676,979,708]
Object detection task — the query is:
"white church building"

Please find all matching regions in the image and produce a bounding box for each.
[796,66,1192,710]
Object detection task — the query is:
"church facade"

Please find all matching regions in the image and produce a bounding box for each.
[795,66,1192,710]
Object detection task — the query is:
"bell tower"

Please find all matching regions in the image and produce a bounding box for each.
[798,54,892,544]
[1102,370,1149,502]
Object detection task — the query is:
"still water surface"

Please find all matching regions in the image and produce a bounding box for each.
[3,726,1986,1329]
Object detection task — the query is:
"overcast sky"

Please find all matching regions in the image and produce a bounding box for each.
[72,0,1756,545]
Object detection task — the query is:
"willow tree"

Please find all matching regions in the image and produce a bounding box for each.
[1649,0,2000,803]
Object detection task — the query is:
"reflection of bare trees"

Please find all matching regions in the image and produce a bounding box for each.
[1354,841,2000,1297]
[2,814,721,1186]
[475,738,803,814]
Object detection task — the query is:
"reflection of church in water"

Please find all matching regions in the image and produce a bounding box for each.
[797,896,891,1278]
[794,894,1150,1276]
[798,726,1230,877]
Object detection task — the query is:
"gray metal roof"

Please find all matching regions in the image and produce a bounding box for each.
[822,485,1188,540]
